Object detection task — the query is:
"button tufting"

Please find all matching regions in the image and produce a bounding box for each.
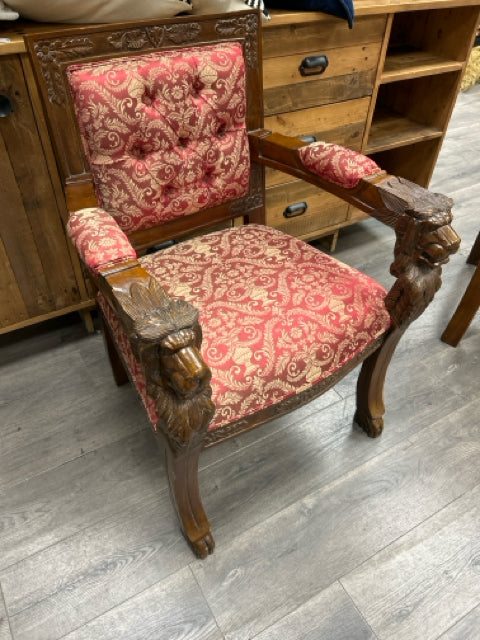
[192,78,204,95]
[130,144,148,159]
[141,86,156,107]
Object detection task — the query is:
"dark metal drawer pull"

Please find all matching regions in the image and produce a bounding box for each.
[299,135,317,143]
[299,55,329,77]
[0,94,13,117]
[283,202,308,218]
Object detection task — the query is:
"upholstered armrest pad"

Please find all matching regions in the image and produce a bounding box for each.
[67,207,137,275]
[298,141,382,189]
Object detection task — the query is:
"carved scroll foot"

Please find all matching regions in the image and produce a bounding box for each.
[354,410,384,438]
[165,444,214,559]
[190,532,215,559]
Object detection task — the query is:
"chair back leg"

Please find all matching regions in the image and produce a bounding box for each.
[100,312,129,386]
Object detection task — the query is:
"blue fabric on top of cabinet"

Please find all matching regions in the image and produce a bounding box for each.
[267,0,354,28]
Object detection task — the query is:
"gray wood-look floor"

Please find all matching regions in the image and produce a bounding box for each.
[1,84,479,640]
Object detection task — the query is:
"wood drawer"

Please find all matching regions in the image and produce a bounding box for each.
[263,15,386,60]
[264,97,370,144]
[266,180,349,240]
[263,41,381,115]
[265,97,370,187]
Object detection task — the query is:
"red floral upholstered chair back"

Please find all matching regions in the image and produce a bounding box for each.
[66,43,251,234]
[28,13,265,250]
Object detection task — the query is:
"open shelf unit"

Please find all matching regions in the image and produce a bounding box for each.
[364,5,480,187]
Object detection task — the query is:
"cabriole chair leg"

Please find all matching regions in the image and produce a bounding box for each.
[164,441,214,559]
[355,330,404,438]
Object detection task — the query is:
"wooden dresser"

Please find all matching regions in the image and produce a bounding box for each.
[1,0,479,334]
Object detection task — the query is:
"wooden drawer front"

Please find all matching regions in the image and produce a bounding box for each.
[266,180,348,239]
[263,15,386,59]
[265,97,370,187]
[263,41,381,116]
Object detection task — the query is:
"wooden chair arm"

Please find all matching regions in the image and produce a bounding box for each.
[96,260,215,449]
[250,129,461,330]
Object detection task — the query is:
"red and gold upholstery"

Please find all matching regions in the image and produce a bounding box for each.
[98,224,391,431]
[298,141,382,188]
[67,207,137,275]
[67,43,250,233]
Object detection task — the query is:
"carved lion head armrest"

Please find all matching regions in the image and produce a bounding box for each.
[98,263,215,449]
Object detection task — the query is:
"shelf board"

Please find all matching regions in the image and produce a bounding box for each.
[366,107,443,153]
[382,48,463,82]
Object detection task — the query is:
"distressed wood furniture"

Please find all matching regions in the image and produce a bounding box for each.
[0,39,94,334]
[263,1,480,245]
[25,10,459,557]
[441,231,480,345]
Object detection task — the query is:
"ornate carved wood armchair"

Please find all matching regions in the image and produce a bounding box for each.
[27,11,459,558]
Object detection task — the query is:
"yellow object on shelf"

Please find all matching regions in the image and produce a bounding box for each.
[462,47,480,91]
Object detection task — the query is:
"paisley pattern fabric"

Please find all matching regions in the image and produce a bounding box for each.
[298,141,381,189]
[100,225,391,431]
[67,43,250,234]
[67,207,137,274]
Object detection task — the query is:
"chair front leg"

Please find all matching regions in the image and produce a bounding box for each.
[355,329,404,437]
[149,330,216,558]
[164,437,215,558]
[356,177,460,436]
[105,271,216,557]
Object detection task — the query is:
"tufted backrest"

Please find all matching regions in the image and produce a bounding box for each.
[66,42,250,234]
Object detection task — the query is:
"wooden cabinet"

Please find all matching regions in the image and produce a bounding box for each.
[263,2,480,242]
[0,45,93,334]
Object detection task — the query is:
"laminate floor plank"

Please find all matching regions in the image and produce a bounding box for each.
[0,384,148,491]
[199,352,471,552]
[1,494,193,640]
[438,604,480,640]
[0,586,12,640]
[0,429,167,571]
[252,581,376,640]
[191,397,480,640]
[59,567,223,640]
[341,483,480,640]
[200,395,387,546]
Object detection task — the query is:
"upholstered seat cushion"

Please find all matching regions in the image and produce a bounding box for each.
[99,225,391,430]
